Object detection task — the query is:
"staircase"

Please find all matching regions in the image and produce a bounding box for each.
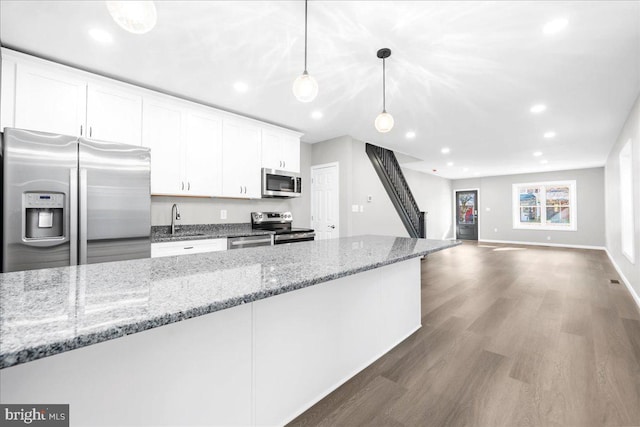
[365,143,426,238]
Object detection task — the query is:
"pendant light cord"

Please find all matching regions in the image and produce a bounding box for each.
[382,57,386,112]
[304,0,308,72]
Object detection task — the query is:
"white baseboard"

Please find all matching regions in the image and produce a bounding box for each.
[478,238,606,251]
[605,248,640,312]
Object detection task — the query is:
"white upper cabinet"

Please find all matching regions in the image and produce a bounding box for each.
[3,49,301,200]
[86,84,142,145]
[142,96,223,197]
[14,63,87,137]
[142,97,184,195]
[183,108,223,197]
[222,120,262,198]
[261,129,300,173]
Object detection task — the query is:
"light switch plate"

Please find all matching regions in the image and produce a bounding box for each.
[359,205,364,212]
[220,210,227,220]
[352,205,359,212]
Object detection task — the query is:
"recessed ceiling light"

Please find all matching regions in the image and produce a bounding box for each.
[89,28,114,44]
[106,1,158,34]
[533,151,543,157]
[530,104,547,114]
[544,131,556,138]
[311,111,323,120]
[543,18,568,35]
[540,159,549,164]
[441,147,450,154]
[405,131,416,139]
[233,82,249,93]
[447,162,454,166]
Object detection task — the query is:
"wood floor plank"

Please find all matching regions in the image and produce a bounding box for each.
[289,242,640,427]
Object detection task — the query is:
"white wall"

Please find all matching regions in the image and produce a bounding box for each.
[605,94,640,301]
[452,167,606,247]
[312,136,453,239]
[151,143,311,227]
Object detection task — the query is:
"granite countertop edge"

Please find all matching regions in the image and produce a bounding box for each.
[0,240,460,369]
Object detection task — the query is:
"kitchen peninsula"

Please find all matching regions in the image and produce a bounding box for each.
[0,235,459,426]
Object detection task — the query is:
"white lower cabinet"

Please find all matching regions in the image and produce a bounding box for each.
[151,238,227,258]
[0,258,421,426]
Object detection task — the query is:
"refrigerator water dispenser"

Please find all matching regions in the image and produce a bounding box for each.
[24,193,64,239]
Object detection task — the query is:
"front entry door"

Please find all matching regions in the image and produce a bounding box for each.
[456,190,478,240]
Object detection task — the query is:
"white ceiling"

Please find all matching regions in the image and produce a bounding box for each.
[1,1,639,179]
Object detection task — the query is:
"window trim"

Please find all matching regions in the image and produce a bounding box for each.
[512,180,577,231]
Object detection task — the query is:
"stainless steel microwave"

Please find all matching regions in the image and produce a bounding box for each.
[262,168,302,198]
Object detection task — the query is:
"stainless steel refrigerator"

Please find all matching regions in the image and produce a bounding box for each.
[2,128,151,272]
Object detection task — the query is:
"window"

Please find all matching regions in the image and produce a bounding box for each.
[620,140,635,263]
[512,180,577,230]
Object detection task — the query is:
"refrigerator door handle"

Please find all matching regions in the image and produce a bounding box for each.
[69,168,78,266]
[79,168,88,265]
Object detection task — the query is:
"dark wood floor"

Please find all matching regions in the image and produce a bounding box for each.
[289,242,640,427]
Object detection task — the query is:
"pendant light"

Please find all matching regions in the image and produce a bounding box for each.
[375,48,394,133]
[292,0,318,102]
[106,1,157,34]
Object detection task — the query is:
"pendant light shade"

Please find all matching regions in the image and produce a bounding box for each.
[375,111,395,133]
[375,48,394,133]
[106,1,157,34]
[293,0,318,102]
[293,71,318,103]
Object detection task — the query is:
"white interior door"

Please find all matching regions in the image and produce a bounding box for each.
[311,163,339,240]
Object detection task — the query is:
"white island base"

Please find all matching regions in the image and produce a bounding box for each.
[0,258,421,426]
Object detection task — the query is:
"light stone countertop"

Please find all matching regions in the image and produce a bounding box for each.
[151,223,273,243]
[0,235,461,369]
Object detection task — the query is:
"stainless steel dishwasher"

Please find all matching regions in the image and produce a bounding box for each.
[227,234,273,250]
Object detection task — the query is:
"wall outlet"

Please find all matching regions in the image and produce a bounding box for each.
[494,228,498,233]
[352,204,359,212]
[486,207,491,212]
[220,209,227,220]
[547,236,551,241]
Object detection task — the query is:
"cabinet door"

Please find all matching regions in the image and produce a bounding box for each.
[222,120,261,198]
[14,63,86,136]
[280,134,300,173]
[142,98,184,195]
[183,109,223,197]
[221,120,246,198]
[261,129,283,170]
[240,124,262,198]
[87,84,142,145]
[261,129,300,173]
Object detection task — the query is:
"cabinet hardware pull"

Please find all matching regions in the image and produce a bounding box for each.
[188,182,191,191]
[240,186,242,193]
[283,160,285,168]
[182,182,185,190]
[89,127,92,137]
[80,125,83,136]
[244,186,247,194]
[184,246,194,250]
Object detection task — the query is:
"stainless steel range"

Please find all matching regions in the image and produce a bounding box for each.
[251,212,315,245]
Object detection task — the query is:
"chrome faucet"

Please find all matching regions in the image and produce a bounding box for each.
[171,204,181,235]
